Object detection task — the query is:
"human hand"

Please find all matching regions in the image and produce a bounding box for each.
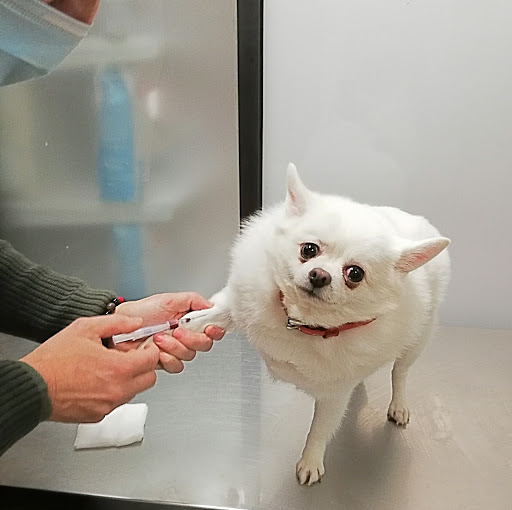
[115,292,225,373]
[21,314,160,423]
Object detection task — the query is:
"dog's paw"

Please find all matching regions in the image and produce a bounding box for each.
[387,400,410,426]
[296,454,325,486]
[179,309,216,333]
[180,306,231,333]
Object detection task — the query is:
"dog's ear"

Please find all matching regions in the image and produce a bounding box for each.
[395,237,450,273]
[285,163,311,216]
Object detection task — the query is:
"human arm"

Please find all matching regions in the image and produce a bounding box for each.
[0,241,223,454]
[0,314,160,456]
[0,240,117,342]
[0,359,51,456]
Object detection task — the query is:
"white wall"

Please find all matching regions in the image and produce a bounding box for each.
[264,0,512,329]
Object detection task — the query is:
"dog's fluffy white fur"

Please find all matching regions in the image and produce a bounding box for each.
[183,163,451,485]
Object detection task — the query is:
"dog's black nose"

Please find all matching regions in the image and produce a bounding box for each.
[309,268,332,288]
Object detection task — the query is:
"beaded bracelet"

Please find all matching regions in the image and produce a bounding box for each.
[102,296,124,347]
[105,296,124,315]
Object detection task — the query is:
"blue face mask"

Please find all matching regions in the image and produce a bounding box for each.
[0,0,90,87]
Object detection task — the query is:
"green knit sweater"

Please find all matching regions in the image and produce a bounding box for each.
[0,240,116,455]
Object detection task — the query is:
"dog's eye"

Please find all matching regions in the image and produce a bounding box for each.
[300,243,320,260]
[345,265,365,283]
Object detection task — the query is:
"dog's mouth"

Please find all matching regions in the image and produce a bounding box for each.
[297,285,327,302]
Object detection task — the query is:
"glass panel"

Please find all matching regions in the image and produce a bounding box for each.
[0,1,246,507]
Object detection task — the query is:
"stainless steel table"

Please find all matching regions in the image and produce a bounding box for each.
[1,326,511,509]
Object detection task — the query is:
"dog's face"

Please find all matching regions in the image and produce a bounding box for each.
[269,164,449,327]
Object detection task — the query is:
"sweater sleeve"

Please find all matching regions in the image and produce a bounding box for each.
[0,240,117,342]
[0,360,52,456]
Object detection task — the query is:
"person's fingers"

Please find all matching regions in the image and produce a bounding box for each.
[124,340,160,376]
[72,314,143,340]
[159,352,184,374]
[113,338,144,352]
[132,370,158,394]
[163,292,212,314]
[187,293,214,312]
[153,332,196,361]
[205,325,225,341]
[172,328,213,352]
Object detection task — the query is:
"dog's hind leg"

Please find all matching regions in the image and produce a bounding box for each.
[387,331,430,426]
[180,287,234,333]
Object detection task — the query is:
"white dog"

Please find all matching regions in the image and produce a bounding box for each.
[182,163,451,485]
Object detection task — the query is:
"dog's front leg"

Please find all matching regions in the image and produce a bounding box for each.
[296,390,353,485]
[180,287,234,333]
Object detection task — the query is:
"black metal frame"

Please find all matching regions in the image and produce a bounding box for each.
[237,0,264,221]
[0,486,199,510]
